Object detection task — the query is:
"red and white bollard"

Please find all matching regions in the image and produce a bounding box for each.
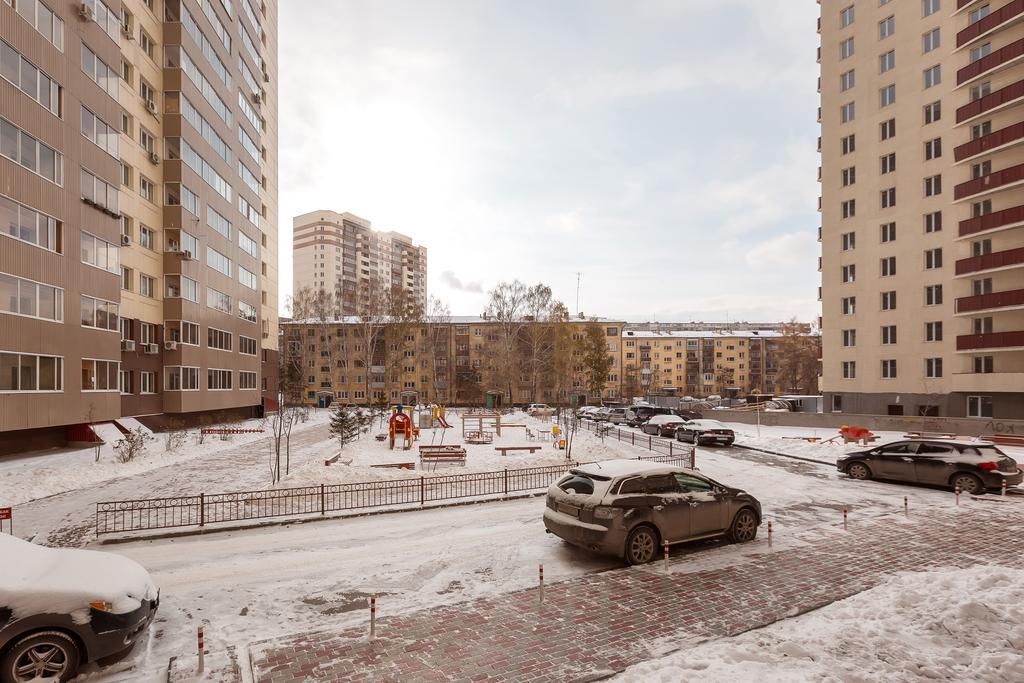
[955,486,961,506]
[904,496,908,517]
[538,564,544,605]
[197,625,204,674]
[663,541,669,573]
[767,521,773,549]
[1002,479,1007,497]
[368,594,376,639]
[843,507,848,530]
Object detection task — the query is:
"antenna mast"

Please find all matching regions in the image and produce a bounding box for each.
[575,272,582,315]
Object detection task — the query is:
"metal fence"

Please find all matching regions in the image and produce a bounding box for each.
[564,415,695,459]
[95,454,687,536]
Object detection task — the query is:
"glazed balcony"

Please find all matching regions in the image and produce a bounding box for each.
[957,37,1024,85]
[954,120,1024,162]
[956,331,1024,351]
[955,246,1024,275]
[954,162,1024,200]
[957,0,1024,49]
[957,78,1024,123]
[956,288,1024,314]
[959,204,1024,238]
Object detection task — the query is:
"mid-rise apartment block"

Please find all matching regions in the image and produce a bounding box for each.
[292,210,427,316]
[1,0,278,452]
[819,0,1024,419]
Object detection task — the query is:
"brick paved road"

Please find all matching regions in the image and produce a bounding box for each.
[250,504,1024,682]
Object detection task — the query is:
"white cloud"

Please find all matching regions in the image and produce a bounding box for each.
[743,232,819,269]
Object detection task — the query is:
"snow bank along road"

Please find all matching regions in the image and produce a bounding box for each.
[65,422,1024,682]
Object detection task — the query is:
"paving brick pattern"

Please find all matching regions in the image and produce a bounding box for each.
[250,506,1024,682]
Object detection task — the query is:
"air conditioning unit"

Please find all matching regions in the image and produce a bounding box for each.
[182,250,193,261]
[121,339,136,352]
[149,151,160,164]
[78,3,94,21]
[145,100,157,114]
[143,343,159,355]
[251,93,261,104]
[164,341,178,351]
[121,233,131,245]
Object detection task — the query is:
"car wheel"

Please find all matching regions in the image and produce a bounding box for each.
[846,462,872,480]
[727,508,758,543]
[625,525,659,565]
[951,473,985,495]
[2,631,81,683]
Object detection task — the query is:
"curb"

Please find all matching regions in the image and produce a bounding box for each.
[731,443,835,467]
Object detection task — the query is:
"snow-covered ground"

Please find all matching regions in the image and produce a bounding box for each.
[615,564,1024,682]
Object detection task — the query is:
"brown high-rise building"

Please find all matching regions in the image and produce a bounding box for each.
[0,0,279,452]
[819,0,1024,418]
[292,210,428,316]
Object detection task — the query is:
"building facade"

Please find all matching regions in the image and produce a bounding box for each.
[292,210,427,317]
[1,0,278,452]
[819,0,1024,418]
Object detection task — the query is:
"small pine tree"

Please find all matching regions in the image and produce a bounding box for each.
[329,405,358,450]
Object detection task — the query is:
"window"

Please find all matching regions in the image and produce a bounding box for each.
[923,0,941,15]
[879,50,895,73]
[181,95,232,165]
[238,266,257,289]
[139,225,154,249]
[140,322,155,345]
[0,194,62,253]
[840,5,855,27]
[165,275,198,302]
[208,327,232,351]
[879,16,894,39]
[881,291,897,311]
[924,175,941,197]
[879,84,895,107]
[924,138,941,161]
[120,266,132,291]
[80,43,117,98]
[842,264,856,283]
[842,199,856,218]
[881,256,896,277]
[140,78,155,108]
[140,371,155,394]
[239,336,258,356]
[140,30,155,59]
[970,81,991,102]
[240,371,257,390]
[967,395,992,418]
[881,325,897,345]
[924,358,942,378]
[842,329,856,347]
[880,222,896,243]
[880,187,896,209]
[139,175,154,202]
[80,295,118,331]
[120,161,132,188]
[924,101,941,124]
[207,207,231,240]
[165,320,200,345]
[0,351,62,392]
[207,287,232,314]
[971,161,991,180]
[80,232,119,274]
[970,43,991,63]
[923,65,941,89]
[239,301,257,322]
[165,366,200,391]
[881,359,897,379]
[841,232,856,251]
[80,168,118,213]
[840,37,855,59]
[974,356,994,374]
[880,118,895,140]
[8,0,65,51]
[971,121,992,140]
[206,247,232,276]
[238,231,258,258]
[0,272,63,322]
[170,138,232,201]
[925,284,943,306]
[840,70,855,91]
[880,153,896,174]
[973,278,993,296]
[1,117,63,185]
[925,321,943,342]
[119,369,131,395]
[973,317,993,335]
[841,167,856,186]
[969,5,990,25]
[841,134,855,155]
[1,38,61,115]
[840,101,855,123]
[81,358,119,392]
[842,296,856,315]
[925,248,942,270]
[922,28,940,53]
[972,199,992,217]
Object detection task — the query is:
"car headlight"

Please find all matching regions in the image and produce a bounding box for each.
[593,506,617,519]
[90,601,113,612]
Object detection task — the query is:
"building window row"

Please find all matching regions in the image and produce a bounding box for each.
[1,38,61,115]
[166,320,200,345]
[166,274,199,302]
[0,350,62,392]
[6,0,64,51]
[80,106,119,158]
[207,286,232,314]
[206,246,232,276]
[172,138,232,201]
[169,45,231,126]
[1,116,63,185]
[0,271,62,322]
[80,43,117,99]
[181,94,232,165]
[0,193,61,253]
[165,365,200,391]
[208,326,232,351]
[82,358,119,391]
[80,231,120,274]
[80,168,118,213]
[208,368,232,390]
[180,2,232,90]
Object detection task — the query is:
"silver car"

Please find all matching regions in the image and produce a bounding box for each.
[543,460,762,564]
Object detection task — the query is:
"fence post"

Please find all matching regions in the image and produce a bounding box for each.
[420,477,425,505]
[320,483,325,515]
[504,468,508,495]
[199,493,205,527]
[648,435,652,450]
[669,441,673,457]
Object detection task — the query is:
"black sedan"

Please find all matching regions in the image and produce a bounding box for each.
[836,439,1023,495]
[675,420,735,447]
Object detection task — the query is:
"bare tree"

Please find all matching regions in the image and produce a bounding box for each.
[483,280,530,404]
[773,319,821,395]
[113,428,152,463]
[287,285,337,322]
[423,296,452,405]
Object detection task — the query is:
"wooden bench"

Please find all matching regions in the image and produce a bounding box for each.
[201,428,264,435]
[495,446,542,456]
[419,445,467,463]
[904,431,957,440]
[465,430,494,444]
[371,462,415,470]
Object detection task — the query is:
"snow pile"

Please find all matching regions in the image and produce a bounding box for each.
[0,534,158,624]
[615,565,1024,682]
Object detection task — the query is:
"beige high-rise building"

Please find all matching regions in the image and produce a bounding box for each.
[292,210,428,316]
[819,0,1024,419]
[0,0,279,453]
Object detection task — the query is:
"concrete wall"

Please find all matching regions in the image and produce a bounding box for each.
[714,409,1024,437]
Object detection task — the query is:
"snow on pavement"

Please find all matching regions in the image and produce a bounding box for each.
[614,564,1024,682]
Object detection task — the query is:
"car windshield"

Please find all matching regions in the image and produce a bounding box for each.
[961,445,1006,458]
[674,473,713,493]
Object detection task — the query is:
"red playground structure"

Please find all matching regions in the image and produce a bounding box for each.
[389,411,415,450]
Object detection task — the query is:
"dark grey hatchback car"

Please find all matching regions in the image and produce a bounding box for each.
[836,439,1022,494]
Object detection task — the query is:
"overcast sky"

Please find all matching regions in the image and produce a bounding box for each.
[278,0,820,323]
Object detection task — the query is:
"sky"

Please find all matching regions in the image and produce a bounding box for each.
[277,0,821,324]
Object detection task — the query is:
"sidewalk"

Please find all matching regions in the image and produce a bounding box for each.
[249,503,1024,681]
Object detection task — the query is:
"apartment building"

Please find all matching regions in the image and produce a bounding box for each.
[819,0,1024,419]
[292,210,427,316]
[0,0,278,452]
[621,330,788,398]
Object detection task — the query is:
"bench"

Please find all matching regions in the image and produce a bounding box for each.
[371,462,415,470]
[465,430,494,445]
[201,428,264,435]
[419,445,467,463]
[495,446,543,456]
[375,433,387,442]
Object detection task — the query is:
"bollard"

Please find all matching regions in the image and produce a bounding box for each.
[663,541,669,574]
[197,625,204,674]
[538,564,544,605]
[767,521,773,549]
[904,496,908,517]
[955,486,961,506]
[843,507,848,530]
[690,447,696,469]
[368,594,376,639]
[1002,480,1007,497]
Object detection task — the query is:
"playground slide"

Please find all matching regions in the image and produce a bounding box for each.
[437,416,452,428]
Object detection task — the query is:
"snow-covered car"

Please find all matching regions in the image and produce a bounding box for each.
[640,414,689,437]
[837,439,1023,495]
[526,403,553,417]
[607,407,629,424]
[543,460,762,564]
[675,420,736,447]
[0,535,159,683]
[591,407,612,422]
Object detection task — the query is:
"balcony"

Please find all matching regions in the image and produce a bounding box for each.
[959,204,1024,237]
[955,246,1024,275]
[954,162,1024,200]
[957,0,1024,49]
[956,78,1024,124]
[958,37,1024,85]
[955,120,1024,162]
[956,288,1024,314]
[951,371,1024,392]
[956,331,1024,351]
